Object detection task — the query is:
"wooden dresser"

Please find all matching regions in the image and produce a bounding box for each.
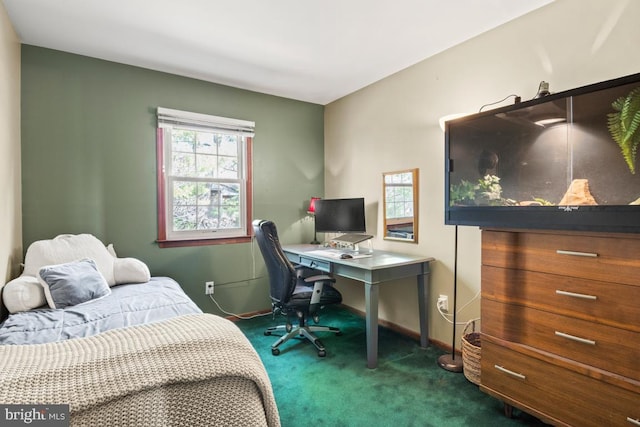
[480,229,640,427]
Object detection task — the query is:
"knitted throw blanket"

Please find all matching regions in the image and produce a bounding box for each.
[0,314,280,426]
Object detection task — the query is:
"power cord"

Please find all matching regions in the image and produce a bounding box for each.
[205,236,271,320]
[208,294,271,320]
[478,94,521,112]
[436,290,480,325]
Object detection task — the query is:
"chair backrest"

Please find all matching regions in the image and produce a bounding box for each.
[252,219,297,305]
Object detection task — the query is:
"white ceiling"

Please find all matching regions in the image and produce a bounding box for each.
[3,0,553,105]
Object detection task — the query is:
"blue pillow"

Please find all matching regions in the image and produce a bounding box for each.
[38,258,111,309]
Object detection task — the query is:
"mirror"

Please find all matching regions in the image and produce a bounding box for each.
[383,168,419,243]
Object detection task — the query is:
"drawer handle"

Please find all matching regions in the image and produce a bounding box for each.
[555,331,596,346]
[555,290,597,300]
[628,417,640,426]
[556,249,599,258]
[494,365,526,380]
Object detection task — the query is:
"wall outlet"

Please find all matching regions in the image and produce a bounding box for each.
[205,281,215,295]
[437,294,449,312]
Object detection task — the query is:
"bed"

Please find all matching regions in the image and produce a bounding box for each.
[0,234,280,427]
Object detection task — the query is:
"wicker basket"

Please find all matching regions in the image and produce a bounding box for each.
[462,319,481,385]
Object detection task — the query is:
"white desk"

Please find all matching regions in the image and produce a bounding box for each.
[282,244,434,368]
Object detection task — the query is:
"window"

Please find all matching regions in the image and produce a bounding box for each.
[156,107,254,247]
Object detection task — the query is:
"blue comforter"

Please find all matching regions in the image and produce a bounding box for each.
[0,277,202,345]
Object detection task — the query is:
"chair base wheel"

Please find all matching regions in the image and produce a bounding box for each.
[265,323,341,357]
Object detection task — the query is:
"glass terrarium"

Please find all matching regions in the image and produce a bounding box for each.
[445,72,640,233]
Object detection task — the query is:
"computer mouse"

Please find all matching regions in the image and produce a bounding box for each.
[340,253,353,259]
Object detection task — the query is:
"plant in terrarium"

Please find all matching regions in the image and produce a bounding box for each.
[449,179,478,206]
[608,86,640,174]
[533,197,554,206]
[476,174,503,205]
[450,174,509,206]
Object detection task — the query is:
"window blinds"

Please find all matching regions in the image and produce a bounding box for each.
[157,107,255,137]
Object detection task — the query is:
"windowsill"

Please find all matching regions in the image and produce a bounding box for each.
[157,236,252,248]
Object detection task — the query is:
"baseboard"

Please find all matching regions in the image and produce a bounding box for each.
[338,304,459,355]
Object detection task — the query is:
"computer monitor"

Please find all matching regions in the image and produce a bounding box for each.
[314,198,366,233]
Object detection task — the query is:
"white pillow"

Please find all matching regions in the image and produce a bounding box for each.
[23,234,116,286]
[107,243,151,284]
[113,257,151,284]
[1,235,153,313]
[2,276,47,313]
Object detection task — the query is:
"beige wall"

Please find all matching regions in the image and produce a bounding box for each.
[325,0,640,349]
[0,2,22,290]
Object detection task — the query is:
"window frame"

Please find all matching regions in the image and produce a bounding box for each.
[156,108,254,248]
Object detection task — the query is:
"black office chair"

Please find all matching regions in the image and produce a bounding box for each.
[252,219,342,357]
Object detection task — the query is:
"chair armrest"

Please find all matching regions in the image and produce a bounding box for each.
[295,266,326,279]
[303,275,336,284]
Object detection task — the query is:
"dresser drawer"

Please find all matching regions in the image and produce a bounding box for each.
[481,339,640,427]
[482,265,640,332]
[482,299,640,382]
[482,230,640,287]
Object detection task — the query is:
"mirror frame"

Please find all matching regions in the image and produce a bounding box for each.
[382,168,419,243]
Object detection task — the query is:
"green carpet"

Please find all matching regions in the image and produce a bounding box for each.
[236,306,549,427]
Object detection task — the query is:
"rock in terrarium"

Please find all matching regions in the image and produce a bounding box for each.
[559,179,598,205]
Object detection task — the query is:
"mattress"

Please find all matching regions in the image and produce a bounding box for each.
[0,276,202,345]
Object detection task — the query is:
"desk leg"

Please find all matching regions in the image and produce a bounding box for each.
[417,271,430,348]
[365,283,379,369]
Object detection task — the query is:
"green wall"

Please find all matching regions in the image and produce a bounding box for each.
[21,45,325,314]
